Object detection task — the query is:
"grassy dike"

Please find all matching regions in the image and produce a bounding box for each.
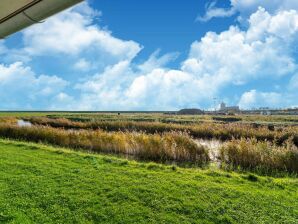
[0,139,297,224]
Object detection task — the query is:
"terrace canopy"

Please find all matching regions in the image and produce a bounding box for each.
[0,0,83,38]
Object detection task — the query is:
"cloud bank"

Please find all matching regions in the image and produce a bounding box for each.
[0,2,297,110]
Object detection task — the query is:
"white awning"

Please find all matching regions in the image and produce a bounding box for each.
[0,0,84,38]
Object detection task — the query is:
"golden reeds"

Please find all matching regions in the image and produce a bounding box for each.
[219,138,298,173]
[26,117,298,146]
[0,124,210,165]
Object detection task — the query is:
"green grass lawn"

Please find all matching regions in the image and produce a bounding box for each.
[0,139,297,224]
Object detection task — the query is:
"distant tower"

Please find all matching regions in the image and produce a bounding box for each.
[220,102,226,110]
[213,97,217,112]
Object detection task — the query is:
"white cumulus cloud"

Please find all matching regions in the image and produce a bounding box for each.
[199,0,298,22]
[0,62,68,109]
[67,7,298,110]
[21,3,142,62]
[239,90,283,109]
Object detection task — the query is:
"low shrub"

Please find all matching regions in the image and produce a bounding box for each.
[212,117,242,122]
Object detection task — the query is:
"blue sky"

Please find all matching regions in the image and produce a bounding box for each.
[88,0,235,63]
[0,0,298,110]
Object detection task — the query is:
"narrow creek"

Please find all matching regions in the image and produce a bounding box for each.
[17,120,32,127]
[195,139,223,162]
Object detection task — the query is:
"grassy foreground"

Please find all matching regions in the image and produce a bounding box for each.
[0,139,297,224]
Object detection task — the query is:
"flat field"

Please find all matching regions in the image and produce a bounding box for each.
[1,111,298,125]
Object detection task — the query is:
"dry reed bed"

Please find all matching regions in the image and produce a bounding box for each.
[1,121,298,173]
[219,138,298,173]
[0,124,210,165]
[25,117,298,146]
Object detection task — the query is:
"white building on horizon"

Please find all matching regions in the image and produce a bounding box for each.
[219,102,240,113]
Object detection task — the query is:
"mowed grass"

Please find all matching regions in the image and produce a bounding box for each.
[0,139,297,224]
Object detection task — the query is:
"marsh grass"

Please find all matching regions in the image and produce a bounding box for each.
[0,124,210,165]
[26,117,298,146]
[3,116,298,173]
[219,138,298,173]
